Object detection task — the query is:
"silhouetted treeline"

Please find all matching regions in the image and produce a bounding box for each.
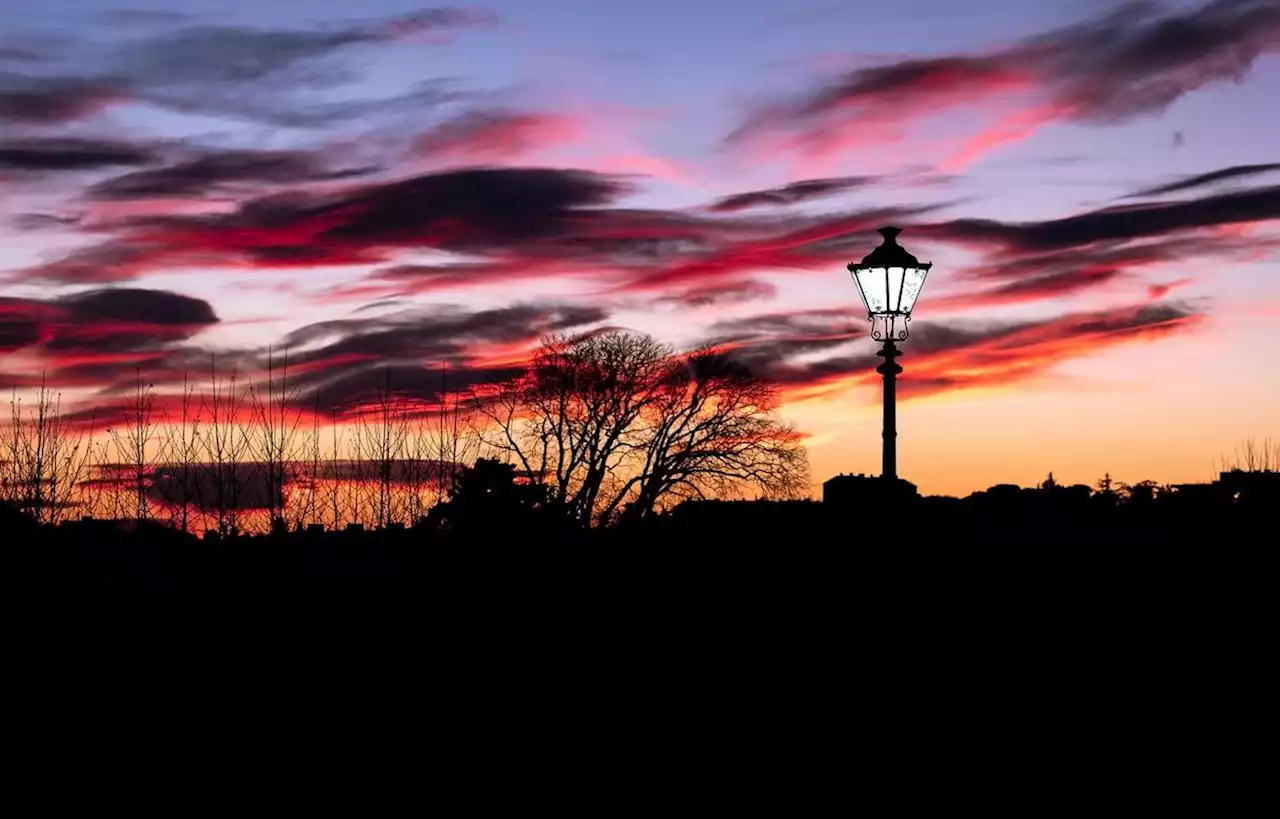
[2,331,808,535]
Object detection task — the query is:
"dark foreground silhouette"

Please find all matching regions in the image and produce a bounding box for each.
[6,480,1254,817]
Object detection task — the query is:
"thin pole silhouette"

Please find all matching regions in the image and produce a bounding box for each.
[877,337,903,481]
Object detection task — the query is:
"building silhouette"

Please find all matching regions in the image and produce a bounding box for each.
[822,473,919,510]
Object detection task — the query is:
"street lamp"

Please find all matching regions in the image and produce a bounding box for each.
[847,226,932,483]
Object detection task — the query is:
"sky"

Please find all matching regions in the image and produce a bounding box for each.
[2,0,1279,498]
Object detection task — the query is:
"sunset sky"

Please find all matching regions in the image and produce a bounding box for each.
[2,0,1278,498]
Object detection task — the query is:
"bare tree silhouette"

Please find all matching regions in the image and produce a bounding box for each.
[165,373,201,533]
[1219,436,1279,473]
[431,363,479,506]
[199,356,254,537]
[248,348,304,532]
[107,371,165,524]
[3,378,93,525]
[327,400,348,530]
[605,349,809,525]
[348,368,409,529]
[478,332,808,527]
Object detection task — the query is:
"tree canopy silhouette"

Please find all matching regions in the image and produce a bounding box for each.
[476,331,808,527]
[426,457,548,530]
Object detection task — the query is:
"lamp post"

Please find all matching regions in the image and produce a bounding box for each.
[847,227,932,483]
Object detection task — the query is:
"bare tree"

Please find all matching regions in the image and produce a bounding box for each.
[326,401,347,530]
[248,348,304,532]
[431,363,478,506]
[297,389,324,527]
[199,356,254,536]
[351,368,409,528]
[4,378,94,525]
[79,437,112,521]
[1220,436,1279,473]
[602,349,809,524]
[164,373,202,533]
[403,410,432,527]
[107,371,165,524]
[477,332,808,527]
[477,332,669,526]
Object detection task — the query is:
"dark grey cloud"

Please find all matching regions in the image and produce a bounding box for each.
[0,47,44,63]
[20,166,632,283]
[86,148,376,200]
[706,177,876,213]
[1125,163,1280,198]
[653,279,778,308]
[55,287,217,329]
[920,183,1280,252]
[113,9,490,89]
[0,8,490,126]
[0,286,218,394]
[96,9,193,27]
[278,302,609,409]
[0,76,128,123]
[0,137,157,171]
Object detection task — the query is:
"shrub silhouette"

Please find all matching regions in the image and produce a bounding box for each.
[426,458,550,531]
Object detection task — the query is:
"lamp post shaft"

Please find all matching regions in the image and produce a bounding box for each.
[876,338,903,482]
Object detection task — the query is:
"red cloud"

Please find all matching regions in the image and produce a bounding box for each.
[414,110,582,163]
[706,302,1205,403]
[0,289,219,395]
[941,102,1074,171]
[731,0,1280,168]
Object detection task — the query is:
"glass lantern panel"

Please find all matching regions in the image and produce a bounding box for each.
[849,269,871,313]
[855,266,889,314]
[886,266,906,312]
[900,266,929,313]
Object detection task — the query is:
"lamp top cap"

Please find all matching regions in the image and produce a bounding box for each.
[851,225,928,270]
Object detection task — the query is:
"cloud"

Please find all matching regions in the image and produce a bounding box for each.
[275,302,609,411]
[0,77,128,124]
[927,240,1201,310]
[9,213,82,231]
[96,9,193,26]
[731,0,1280,166]
[16,243,178,285]
[17,154,1273,318]
[653,279,779,308]
[1,8,490,127]
[142,81,464,129]
[1147,277,1195,300]
[17,167,630,283]
[0,47,44,63]
[919,183,1280,252]
[413,108,581,163]
[911,185,1280,309]
[0,288,219,390]
[614,206,941,295]
[113,9,490,89]
[321,260,570,301]
[2,287,608,419]
[705,176,876,213]
[13,160,944,313]
[1124,163,1280,198]
[0,137,158,172]
[86,148,376,200]
[704,301,1205,400]
[2,288,216,350]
